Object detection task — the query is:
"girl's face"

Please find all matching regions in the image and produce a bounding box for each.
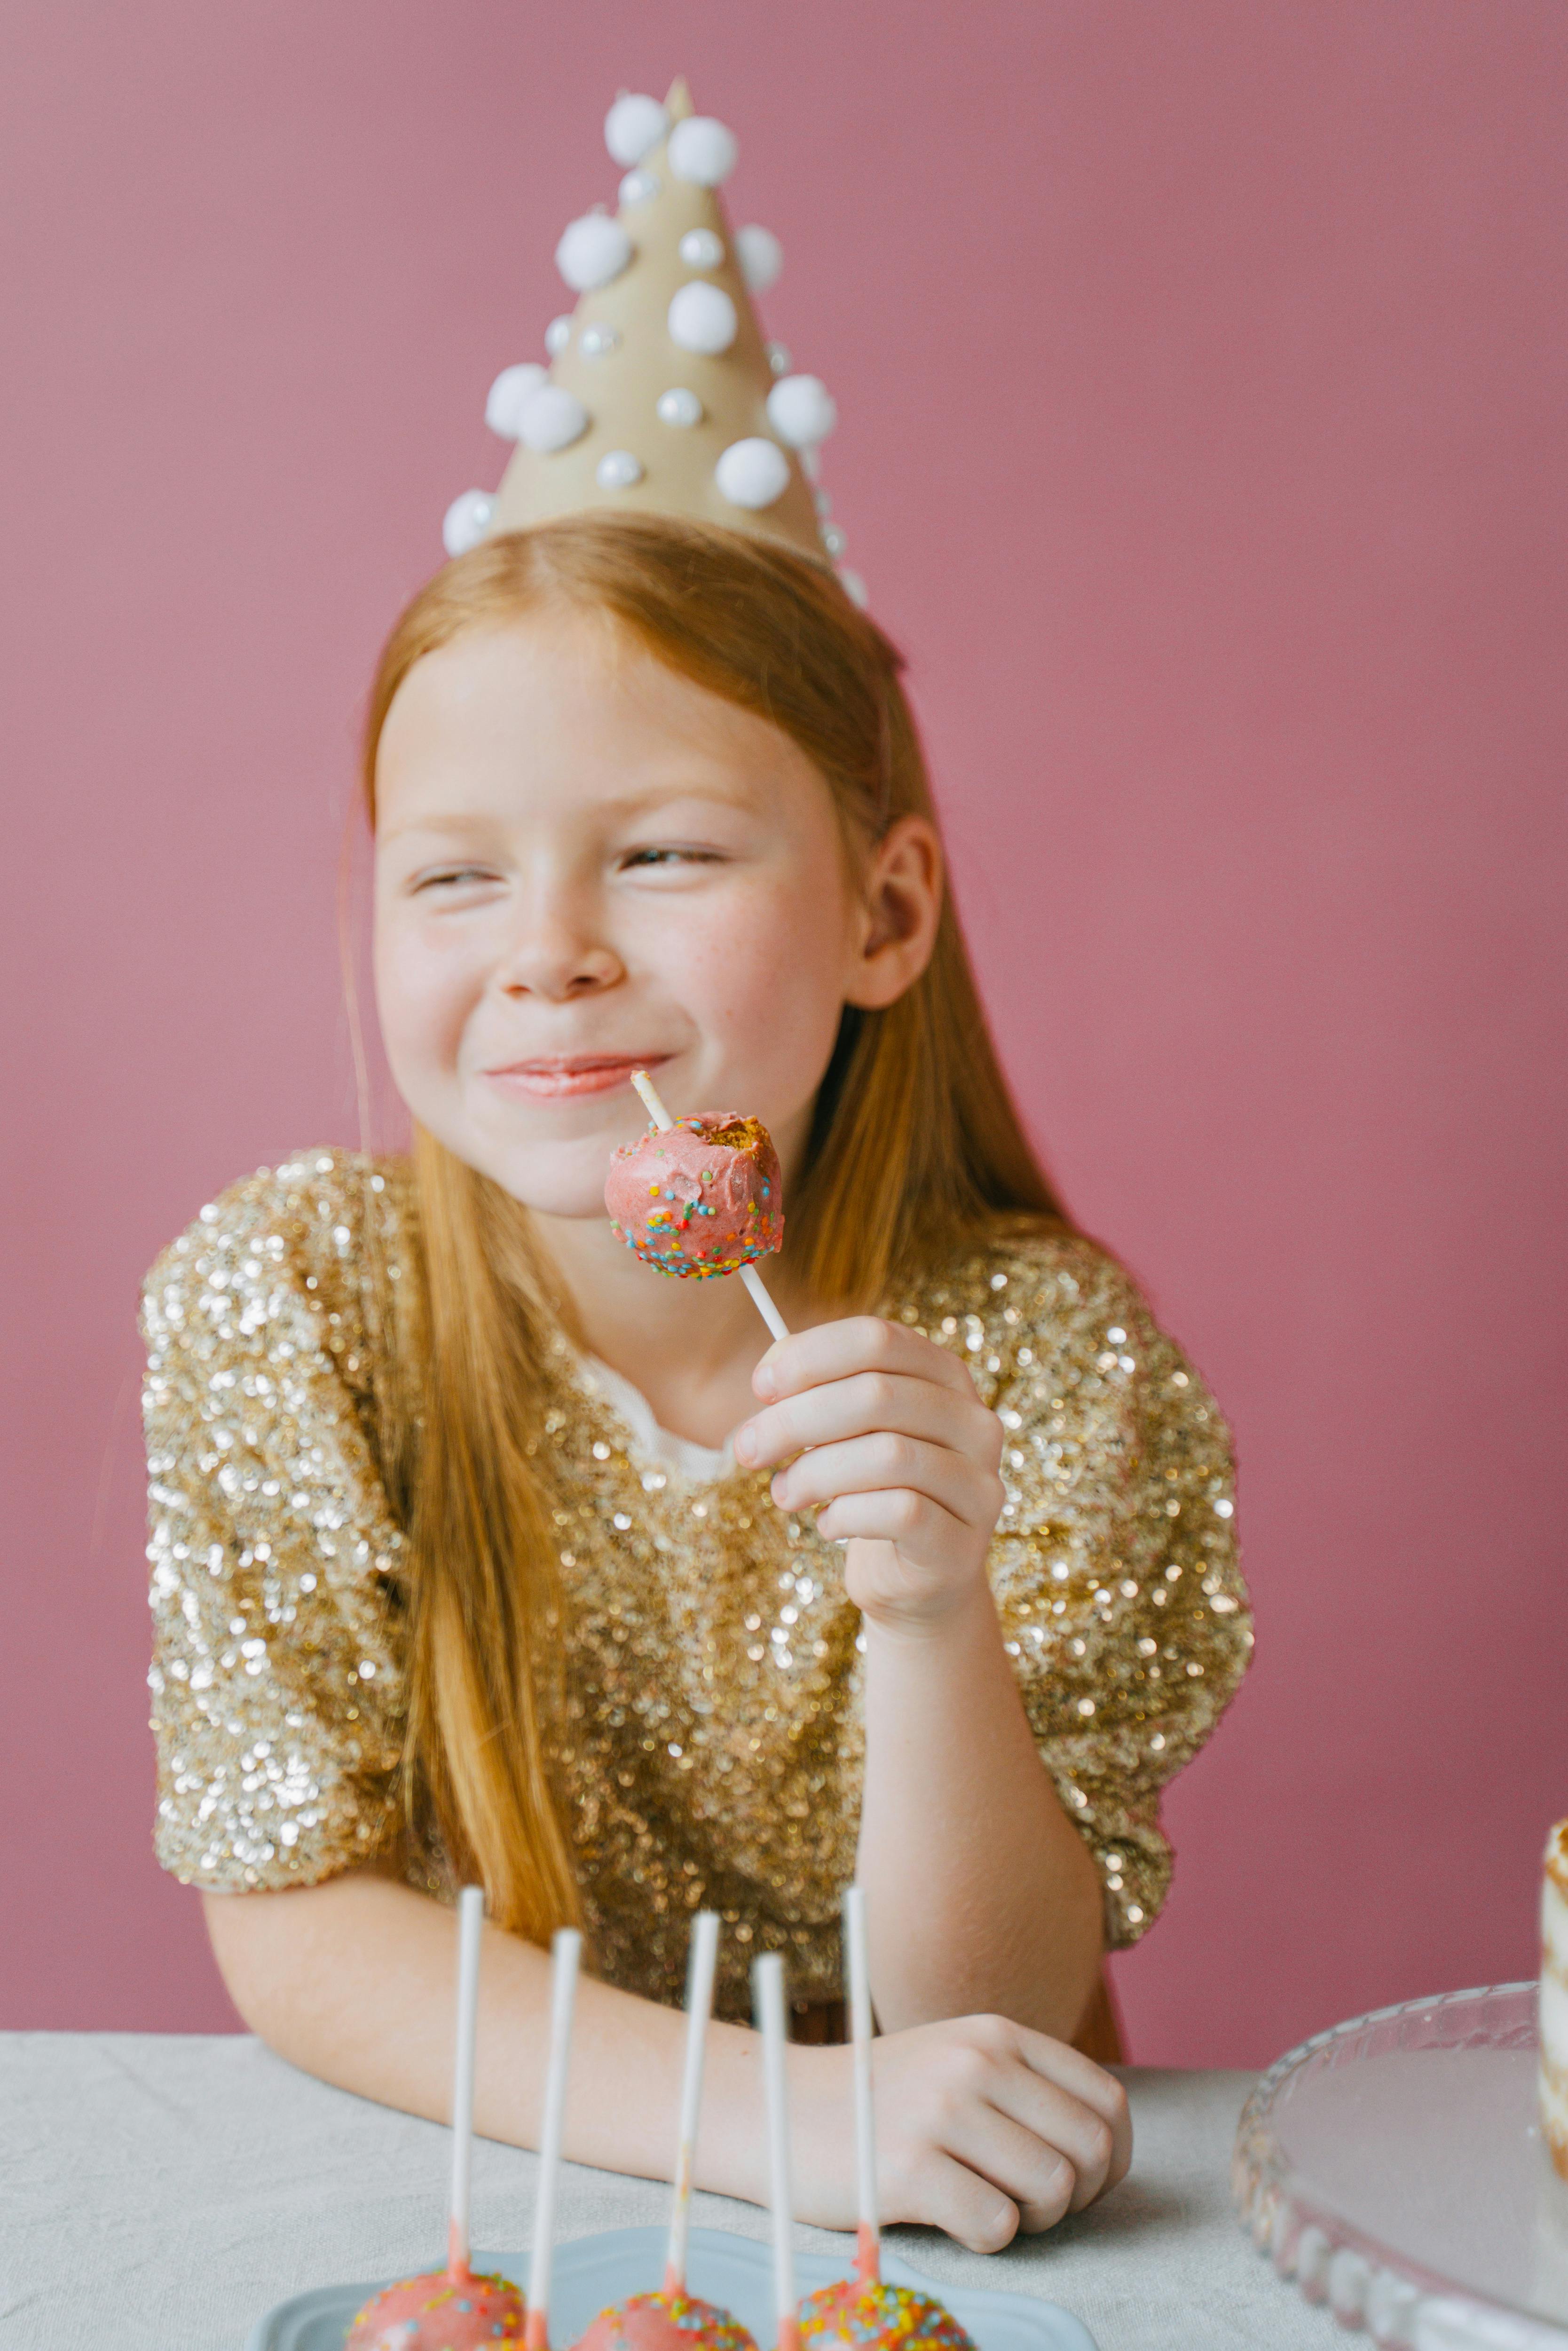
[372,609,939,1219]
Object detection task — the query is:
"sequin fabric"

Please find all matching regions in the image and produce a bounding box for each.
[142,1153,1251,2020]
[798,2281,975,2351]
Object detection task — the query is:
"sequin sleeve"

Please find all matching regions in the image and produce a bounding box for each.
[934,1235,1252,1949]
[140,1154,408,1892]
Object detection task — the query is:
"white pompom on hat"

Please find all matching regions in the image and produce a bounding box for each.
[765,374,836,449]
[605,92,668,166]
[516,385,590,453]
[555,212,633,293]
[667,281,738,355]
[449,76,861,599]
[715,437,790,510]
[667,115,738,187]
[485,363,547,439]
[734,224,783,293]
[443,489,495,557]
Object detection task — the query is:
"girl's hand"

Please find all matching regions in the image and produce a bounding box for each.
[733,1318,1006,1630]
[793,2015,1132,2248]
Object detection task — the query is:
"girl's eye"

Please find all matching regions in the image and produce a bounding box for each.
[412,866,501,892]
[621,846,722,870]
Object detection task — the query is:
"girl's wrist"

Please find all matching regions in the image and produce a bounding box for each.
[784,2039,853,2227]
[858,1571,998,1649]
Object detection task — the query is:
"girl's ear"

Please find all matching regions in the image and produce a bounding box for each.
[844,815,945,1010]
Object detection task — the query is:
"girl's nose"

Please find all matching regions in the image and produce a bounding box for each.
[495,915,624,1003]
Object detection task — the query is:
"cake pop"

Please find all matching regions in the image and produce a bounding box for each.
[574,1916,759,2351]
[606,1111,782,1278]
[346,2267,528,2351]
[345,1888,528,2350]
[796,2277,974,2351]
[796,1890,975,2351]
[607,1072,789,1344]
[574,2292,756,2351]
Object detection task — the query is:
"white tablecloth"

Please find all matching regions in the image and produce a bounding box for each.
[0,2034,1339,2350]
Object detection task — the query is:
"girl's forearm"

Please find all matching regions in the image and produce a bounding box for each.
[204,1874,798,2204]
[856,1583,1104,2039]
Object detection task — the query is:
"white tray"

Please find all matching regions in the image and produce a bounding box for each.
[245,2221,1100,2351]
[1232,1981,1568,2349]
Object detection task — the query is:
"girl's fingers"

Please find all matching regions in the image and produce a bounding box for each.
[755,1316,979,1407]
[937,2102,1079,2233]
[815,1491,967,1562]
[736,1370,1001,1474]
[1009,2030,1134,2188]
[770,1432,1002,1533]
[894,2150,1021,2255]
[981,2064,1122,2213]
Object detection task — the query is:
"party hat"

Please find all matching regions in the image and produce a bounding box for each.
[443,80,861,602]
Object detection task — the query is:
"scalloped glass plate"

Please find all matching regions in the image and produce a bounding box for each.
[244,2221,1099,2351]
[1232,1982,1568,2349]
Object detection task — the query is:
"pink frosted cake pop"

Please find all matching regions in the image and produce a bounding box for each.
[345,2262,526,2348]
[575,2289,758,2351]
[606,1113,783,1279]
[796,2279,975,2351]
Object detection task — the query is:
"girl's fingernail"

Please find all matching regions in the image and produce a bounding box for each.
[734,1425,756,1464]
[771,1473,788,1505]
[753,1360,778,1400]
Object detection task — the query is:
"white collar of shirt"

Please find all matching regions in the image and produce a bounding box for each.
[578,1353,735,1485]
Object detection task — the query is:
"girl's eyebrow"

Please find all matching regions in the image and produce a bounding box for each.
[376,811,506,848]
[378,776,763,844]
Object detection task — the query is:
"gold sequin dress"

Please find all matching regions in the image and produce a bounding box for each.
[142,1152,1252,2019]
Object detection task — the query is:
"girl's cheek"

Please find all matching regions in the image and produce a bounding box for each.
[654,896,851,1118]
[374,914,485,1080]
[671,884,845,1033]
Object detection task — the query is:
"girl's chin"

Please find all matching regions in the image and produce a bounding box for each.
[457,1139,624,1224]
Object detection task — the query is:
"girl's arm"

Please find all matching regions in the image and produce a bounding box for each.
[858,1589,1105,2037]
[736,1318,1105,2040]
[204,1870,1126,2251]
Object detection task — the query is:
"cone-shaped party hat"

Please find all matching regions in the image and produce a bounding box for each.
[444,81,860,602]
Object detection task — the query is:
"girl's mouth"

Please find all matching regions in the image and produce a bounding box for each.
[484,1055,669,1101]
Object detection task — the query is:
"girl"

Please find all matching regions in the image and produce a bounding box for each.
[142,514,1250,2252]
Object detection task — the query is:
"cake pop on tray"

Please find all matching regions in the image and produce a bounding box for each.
[574,1914,758,2351]
[796,1890,976,2351]
[345,1886,528,2349]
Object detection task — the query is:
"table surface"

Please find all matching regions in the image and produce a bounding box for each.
[0,2033,1342,2351]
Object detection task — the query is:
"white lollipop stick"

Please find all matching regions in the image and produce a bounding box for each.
[753,1954,800,2351]
[447,1885,485,2278]
[525,1927,583,2351]
[664,1909,722,2293]
[629,1070,790,1343]
[842,1885,880,2286]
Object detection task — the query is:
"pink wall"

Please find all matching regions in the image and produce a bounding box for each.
[3,1,1563,2067]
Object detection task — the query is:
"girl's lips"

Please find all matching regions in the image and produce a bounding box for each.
[484,1056,666,1101]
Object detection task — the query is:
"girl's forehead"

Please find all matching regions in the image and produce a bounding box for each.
[375,611,822,835]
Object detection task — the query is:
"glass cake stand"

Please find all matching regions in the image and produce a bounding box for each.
[1232,1982,1568,2349]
